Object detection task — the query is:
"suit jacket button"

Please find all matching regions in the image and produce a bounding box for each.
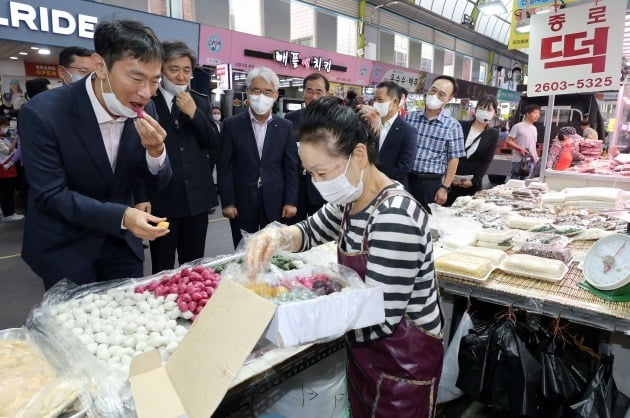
[180,147,184,151]
[184,179,189,184]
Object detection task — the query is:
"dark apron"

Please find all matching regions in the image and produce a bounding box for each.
[338,188,444,418]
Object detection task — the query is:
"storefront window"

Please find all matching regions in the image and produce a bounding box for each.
[394,34,409,67]
[443,49,455,76]
[479,61,487,84]
[337,15,357,56]
[167,0,183,19]
[421,43,433,72]
[462,56,473,82]
[290,1,315,47]
[229,0,262,36]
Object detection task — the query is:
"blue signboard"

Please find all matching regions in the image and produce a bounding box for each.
[0,0,199,56]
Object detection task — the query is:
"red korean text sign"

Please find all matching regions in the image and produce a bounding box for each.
[527,0,624,97]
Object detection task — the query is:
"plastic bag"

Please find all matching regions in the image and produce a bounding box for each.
[570,354,630,418]
[456,320,494,401]
[437,311,474,404]
[538,336,590,418]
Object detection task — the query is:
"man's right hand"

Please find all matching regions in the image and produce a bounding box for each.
[123,207,170,240]
[222,206,238,219]
[518,148,527,156]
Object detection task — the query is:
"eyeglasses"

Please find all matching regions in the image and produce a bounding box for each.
[427,86,450,101]
[248,87,276,97]
[67,66,91,76]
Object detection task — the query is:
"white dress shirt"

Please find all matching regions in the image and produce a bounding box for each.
[249,109,272,159]
[379,116,395,150]
[465,125,484,158]
[158,85,175,113]
[85,74,166,173]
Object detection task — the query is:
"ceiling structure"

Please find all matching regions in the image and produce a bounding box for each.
[371,0,630,67]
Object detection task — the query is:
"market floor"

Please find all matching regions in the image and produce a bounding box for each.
[0,210,235,329]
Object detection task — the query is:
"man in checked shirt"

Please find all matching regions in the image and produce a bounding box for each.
[405,75,464,213]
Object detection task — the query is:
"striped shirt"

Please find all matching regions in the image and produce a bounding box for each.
[405,110,465,175]
[296,184,442,342]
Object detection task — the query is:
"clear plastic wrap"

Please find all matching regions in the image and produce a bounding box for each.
[0,328,88,418]
[512,232,570,250]
[24,254,236,417]
[221,261,384,347]
[517,243,573,264]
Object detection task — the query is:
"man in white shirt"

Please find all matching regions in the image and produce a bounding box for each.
[18,20,172,289]
[372,81,417,188]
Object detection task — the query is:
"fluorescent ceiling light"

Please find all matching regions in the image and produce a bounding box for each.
[38,48,51,55]
[18,52,27,55]
[9,56,18,60]
[30,46,39,50]
[477,0,508,15]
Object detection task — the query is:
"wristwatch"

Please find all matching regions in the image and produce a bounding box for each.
[439,184,451,192]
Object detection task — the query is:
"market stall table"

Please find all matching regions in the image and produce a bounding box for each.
[437,240,630,334]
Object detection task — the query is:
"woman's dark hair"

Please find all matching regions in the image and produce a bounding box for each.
[476,95,498,112]
[25,78,50,100]
[94,20,163,70]
[298,97,378,164]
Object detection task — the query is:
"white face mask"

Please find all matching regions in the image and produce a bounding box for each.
[212,114,221,121]
[64,68,84,84]
[248,94,275,115]
[425,94,444,110]
[475,109,494,123]
[0,127,8,135]
[312,156,364,205]
[162,75,188,96]
[373,101,391,118]
[101,69,138,119]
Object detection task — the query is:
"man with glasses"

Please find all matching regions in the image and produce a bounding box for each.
[285,72,329,222]
[57,46,95,85]
[218,66,298,248]
[147,40,219,274]
[405,75,464,212]
[18,20,172,289]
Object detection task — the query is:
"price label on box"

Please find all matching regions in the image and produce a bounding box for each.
[527,1,624,97]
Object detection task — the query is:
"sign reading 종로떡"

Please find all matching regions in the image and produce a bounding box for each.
[527,0,624,97]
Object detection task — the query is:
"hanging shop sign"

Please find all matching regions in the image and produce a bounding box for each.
[508,0,579,50]
[23,62,58,78]
[198,25,372,86]
[0,0,199,55]
[527,0,624,97]
[215,63,232,91]
[369,62,427,93]
[272,50,333,73]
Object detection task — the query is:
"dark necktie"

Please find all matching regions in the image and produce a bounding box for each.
[171,97,180,127]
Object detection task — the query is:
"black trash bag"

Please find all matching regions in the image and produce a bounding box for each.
[480,318,542,417]
[570,354,630,418]
[538,336,591,418]
[456,320,494,401]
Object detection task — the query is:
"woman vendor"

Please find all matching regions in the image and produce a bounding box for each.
[246,97,443,417]
[446,96,499,206]
[547,126,585,171]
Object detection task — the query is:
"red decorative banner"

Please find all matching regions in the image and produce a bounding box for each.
[24,62,59,78]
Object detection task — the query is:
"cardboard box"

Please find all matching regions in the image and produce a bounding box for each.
[129,279,277,418]
[129,277,385,417]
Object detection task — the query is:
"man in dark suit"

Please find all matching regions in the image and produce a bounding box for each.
[218,66,299,248]
[148,40,219,274]
[284,73,328,222]
[372,81,416,188]
[18,20,171,289]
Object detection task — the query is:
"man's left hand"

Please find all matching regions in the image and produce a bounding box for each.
[134,113,167,157]
[434,188,448,205]
[282,204,297,219]
[175,91,197,119]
